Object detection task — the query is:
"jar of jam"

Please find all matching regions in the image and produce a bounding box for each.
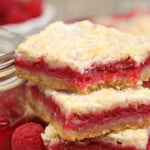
[0,29,27,150]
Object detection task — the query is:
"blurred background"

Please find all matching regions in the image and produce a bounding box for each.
[49,0,150,20]
[0,0,150,35]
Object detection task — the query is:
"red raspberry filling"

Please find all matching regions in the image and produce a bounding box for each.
[147,133,150,150]
[45,139,140,150]
[15,55,150,90]
[30,85,150,131]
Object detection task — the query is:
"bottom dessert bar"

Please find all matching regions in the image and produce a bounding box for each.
[42,125,150,150]
[27,83,150,141]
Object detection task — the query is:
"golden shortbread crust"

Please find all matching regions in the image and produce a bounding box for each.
[16,67,150,94]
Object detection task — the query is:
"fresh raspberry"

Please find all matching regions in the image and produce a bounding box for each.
[5,5,29,24]
[19,0,43,18]
[0,0,15,15]
[12,123,46,150]
[0,0,43,24]
[0,0,16,24]
[27,0,43,17]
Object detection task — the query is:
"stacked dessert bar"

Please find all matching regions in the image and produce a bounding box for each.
[92,9,150,40]
[42,124,150,150]
[15,21,150,149]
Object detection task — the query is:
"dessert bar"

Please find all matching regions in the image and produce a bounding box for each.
[27,83,150,141]
[92,8,150,37]
[115,14,150,38]
[15,21,150,93]
[42,125,150,150]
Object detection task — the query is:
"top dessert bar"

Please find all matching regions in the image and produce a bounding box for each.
[15,21,150,93]
[119,14,150,38]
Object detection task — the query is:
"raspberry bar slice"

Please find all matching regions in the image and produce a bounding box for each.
[27,83,150,141]
[120,14,150,38]
[42,125,150,150]
[91,8,150,34]
[15,21,150,93]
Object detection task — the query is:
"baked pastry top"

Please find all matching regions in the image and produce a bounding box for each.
[16,21,150,73]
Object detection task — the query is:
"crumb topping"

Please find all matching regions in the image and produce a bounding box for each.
[30,83,150,114]
[16,21,150,73]
[106,129,148,149]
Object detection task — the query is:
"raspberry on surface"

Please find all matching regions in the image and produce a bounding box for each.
[12,122,46,150]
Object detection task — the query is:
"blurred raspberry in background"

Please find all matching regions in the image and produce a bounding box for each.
[0,0,43,25]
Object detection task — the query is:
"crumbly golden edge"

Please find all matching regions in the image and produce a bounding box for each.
[42,125,148,150]
[15,67,150,94]
[16,68,77,92]
[28,89,150,141]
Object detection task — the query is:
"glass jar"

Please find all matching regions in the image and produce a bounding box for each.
[0,29,27,150]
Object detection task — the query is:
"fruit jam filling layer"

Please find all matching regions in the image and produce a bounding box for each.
[15,55,150,89]
[29,85,150,131]
[45,139,142,150]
